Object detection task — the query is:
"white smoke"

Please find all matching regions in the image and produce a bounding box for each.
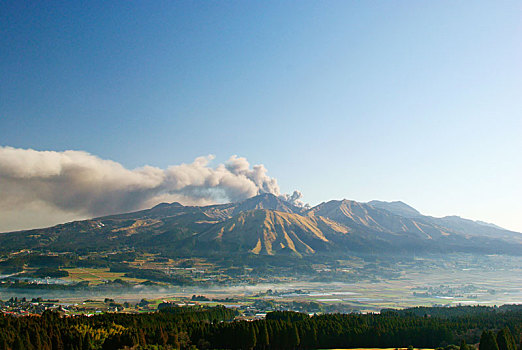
[279,190,309,208]
[0,146,302,232]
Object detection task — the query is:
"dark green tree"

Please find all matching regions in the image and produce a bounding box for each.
[13,335,25,350]
[24,331,33,350]
[245,324,256,350]
[289,324,300,349]
[480,331,499,350]
[82,333,93,350]
[496,328,516,350]
[257,322,270,349]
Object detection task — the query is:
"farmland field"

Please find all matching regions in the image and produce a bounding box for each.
[62,268,147,285]
[1,254,520,313]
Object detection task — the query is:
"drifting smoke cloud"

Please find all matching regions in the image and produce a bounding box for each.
[0,146,304,232]
[280,190,309,208]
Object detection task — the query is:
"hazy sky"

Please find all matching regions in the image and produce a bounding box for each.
[1,1,521,232]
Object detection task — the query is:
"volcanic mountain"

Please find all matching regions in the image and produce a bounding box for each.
[0,193,520,257]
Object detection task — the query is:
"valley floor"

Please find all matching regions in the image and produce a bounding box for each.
[1,255,521,315]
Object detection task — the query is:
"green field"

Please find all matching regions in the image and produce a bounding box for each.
[63,268,147,285]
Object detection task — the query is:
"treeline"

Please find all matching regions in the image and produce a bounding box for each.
[382,305,522,318]
[109,264,193,285]
[0,305,520,350]
[0,252,140,274]
[0,306,237,350]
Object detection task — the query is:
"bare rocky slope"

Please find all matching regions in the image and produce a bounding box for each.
[1,193,521,256]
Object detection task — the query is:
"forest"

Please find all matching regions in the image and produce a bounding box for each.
[0,305,521,349]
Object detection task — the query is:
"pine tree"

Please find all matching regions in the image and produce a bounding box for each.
[13,335,25,350]
[257,322,270,349]
[480,331,499,350]
[160,327,168,347]
[138,329,147,347]
[51,331,64,350]
[24,331,33,350]
[245,324,257,350]
[289,325,300,349]
[82,333,93,350]
[33,331,42,350]
[496,328,516,350]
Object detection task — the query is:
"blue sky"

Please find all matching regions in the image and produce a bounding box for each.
[1,1,521,231]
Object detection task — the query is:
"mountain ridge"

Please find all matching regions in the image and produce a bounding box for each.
[0,193,520,257]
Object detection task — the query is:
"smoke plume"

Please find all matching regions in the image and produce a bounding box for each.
[280,190,309,208]
[0,146,301,232]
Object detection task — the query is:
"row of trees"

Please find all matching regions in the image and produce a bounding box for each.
[0,305,520,349]
[479,327,518,350]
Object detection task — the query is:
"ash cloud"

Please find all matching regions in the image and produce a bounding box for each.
[280,190,309,208]
[0,146,302,232]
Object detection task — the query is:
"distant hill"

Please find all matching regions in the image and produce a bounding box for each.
[0,193,520,257]
[367,200,521,244]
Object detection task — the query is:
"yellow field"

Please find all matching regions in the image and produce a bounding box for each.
[63,268,147,285]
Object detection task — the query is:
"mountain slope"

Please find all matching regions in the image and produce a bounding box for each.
[305,199,522,254]
[421,215,522,243]
[0,194,520,257]
[307,199,449,240]
[230,193,303,215]
[367,200,421,218]
[365,200,522,244]
[190,209,339,256]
